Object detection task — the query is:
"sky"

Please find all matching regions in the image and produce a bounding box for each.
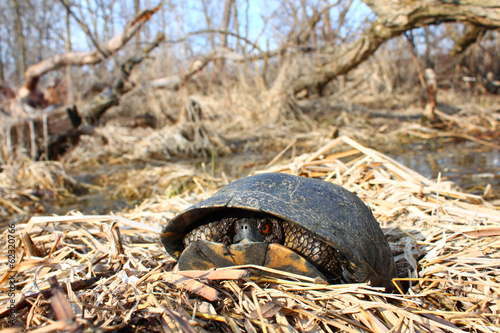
[69,0,374,53]
[0,0,378,83]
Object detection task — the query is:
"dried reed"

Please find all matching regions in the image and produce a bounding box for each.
[1,136,498,332]
[0,156,85,219]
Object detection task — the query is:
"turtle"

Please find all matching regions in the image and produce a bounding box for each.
[161,173,396,290]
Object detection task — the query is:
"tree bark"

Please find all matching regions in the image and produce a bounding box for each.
[13,0,26,82]
[2,105,84,160]
[365,0,500,28]
[0,40,4,84]
[134,0,141,50]
[219,0,234,48]
[424,68,437,123]
[64,0,73,102]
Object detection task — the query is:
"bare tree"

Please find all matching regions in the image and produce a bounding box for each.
[18,5,161,101]
[0,38,4,84]
[201,0,215,50]
[12,0,26,81]
[64,0,73,102]
[134,0,141,50]
[1,6,163,160]
[219,0,234,48]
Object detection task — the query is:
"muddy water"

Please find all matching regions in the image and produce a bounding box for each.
[49,141,498,215]
[387,141,499,195]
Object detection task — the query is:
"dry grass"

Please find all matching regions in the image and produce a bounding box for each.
[62,120,230,169]
[0,154,86,220]
[109,163,227,200]
[1,136,498,332]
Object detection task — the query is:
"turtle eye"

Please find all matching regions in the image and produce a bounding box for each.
[260,223,271,234]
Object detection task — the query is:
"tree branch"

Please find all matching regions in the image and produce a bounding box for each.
[22,4,161,91]
[166,29,265,55]
[149,48,244,91]
[289,0,500,94]
[365,0,500,29]
[451,25,486,56]
[58,0,108,59]
[83,32,165,123]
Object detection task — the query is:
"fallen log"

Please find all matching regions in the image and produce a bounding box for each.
[0,29,164,160]
[289,0,500,95]
[82,32,165,124]
[2,105,90,160]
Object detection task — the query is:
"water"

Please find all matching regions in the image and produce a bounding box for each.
[388,141,499,195]
[46,141,498,216]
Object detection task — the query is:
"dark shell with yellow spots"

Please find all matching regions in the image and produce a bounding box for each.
[160,173,396,290]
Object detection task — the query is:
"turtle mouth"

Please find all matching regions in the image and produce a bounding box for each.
[177,240,328,281]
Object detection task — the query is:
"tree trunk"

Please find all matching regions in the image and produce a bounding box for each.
[83,32,165,123]
[201,0,215,50]
[256,0,500,123]
[1,31,164,160]
[233,1,240,53]
[1,6,162,160]
[2,105,84,160]
[219,0,234,48]
[13,0,26,82]
[0,40,4,84]
[423,68,437,123]
[451,25,485,56]
[214,0,234,82]
[64,0,73,102]
[134,0,141,50]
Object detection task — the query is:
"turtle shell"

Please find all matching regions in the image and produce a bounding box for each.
[161,173,396,289]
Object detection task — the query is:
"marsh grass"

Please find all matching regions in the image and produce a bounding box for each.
[1,136,498,332]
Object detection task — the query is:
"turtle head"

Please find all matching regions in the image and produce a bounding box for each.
[233,217,283,244]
